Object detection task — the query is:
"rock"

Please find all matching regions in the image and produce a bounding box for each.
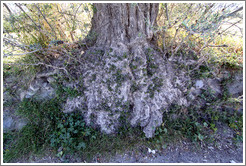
[148,148,156,154]
[15,118,28,130]
[3,116,14,131]
[207,78,221,97]
[20,91,27,101]
[3,110,28,133]
[195,80,204,89]
[21,75,56,100]
[37,85,55,100]
[188,87,201,101]
[47,77,56,83]
[227,72,243,97]
[3,91,12,104]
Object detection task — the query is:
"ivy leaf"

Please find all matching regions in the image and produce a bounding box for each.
[77,142,86,150]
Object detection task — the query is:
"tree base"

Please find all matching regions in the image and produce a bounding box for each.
[64,46,189,138]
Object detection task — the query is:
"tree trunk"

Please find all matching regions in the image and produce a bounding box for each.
[65,3,189,138]
[89,3,159,51]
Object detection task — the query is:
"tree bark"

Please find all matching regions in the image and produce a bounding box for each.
[71,3,188,138]
[89,3,159,51]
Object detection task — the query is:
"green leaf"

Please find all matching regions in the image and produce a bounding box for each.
[56,151,63,158]
[197,133,204,141]
[164,128,168,134]
[77,142,86,150]
[85,129,91,136]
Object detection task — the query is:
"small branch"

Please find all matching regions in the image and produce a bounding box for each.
[197,18,241,54]
[227,7,243,18]
[170,27,180,57]
[162,31,167,55]
[165,3,170,27]
[190,53,208,72]
[74,4,82,20]
[173,32,191,55]
[15,3,42,31]
[208,44,228,47]
[218,20,242,35]
[4,62,69,75]
[3,37,28,51]
[3,49,41,57]
[59,5,75,42]
[217,6,243,23]
[3,3,13,15]
[34,4,57,39]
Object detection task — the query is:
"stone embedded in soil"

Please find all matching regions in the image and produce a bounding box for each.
[3,110,28,133]
[3,116,14,131]
[21,77,56,101]
[227,72,243,97]
[195,80,204,89]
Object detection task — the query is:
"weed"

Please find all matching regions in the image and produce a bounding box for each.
[54,76,82,101]
[151,99,243,149]
[50,111,98,153]
[3,98,62,162]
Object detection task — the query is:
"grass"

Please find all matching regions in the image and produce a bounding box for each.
[3,88,243,162]
[3,53,41,111]
[3,35,243,163]
[3,3,243,163]
[149,85,243,150]
[3,82,146,163]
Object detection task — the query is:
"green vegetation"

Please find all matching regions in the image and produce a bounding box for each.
[146,48,159,77]
[3,2,243,163]
[3,77,243,162]
[150,104,243,150]
[147,77,163,98]
[3,98,62,162]
[150,85,243,149]
[49,111,97,153]
[3,96,145,162]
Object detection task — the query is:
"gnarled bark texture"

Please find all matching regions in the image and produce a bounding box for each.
[64,3,189,138]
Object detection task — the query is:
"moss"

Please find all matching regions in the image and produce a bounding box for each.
[130,81,140,93]
[147,77,163,98]
[100,100,111,112]
[112,69,125,90]
[92,74,97,81]
[109,64,116,71]
[123,53,128,59]
[145,48,159,77]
